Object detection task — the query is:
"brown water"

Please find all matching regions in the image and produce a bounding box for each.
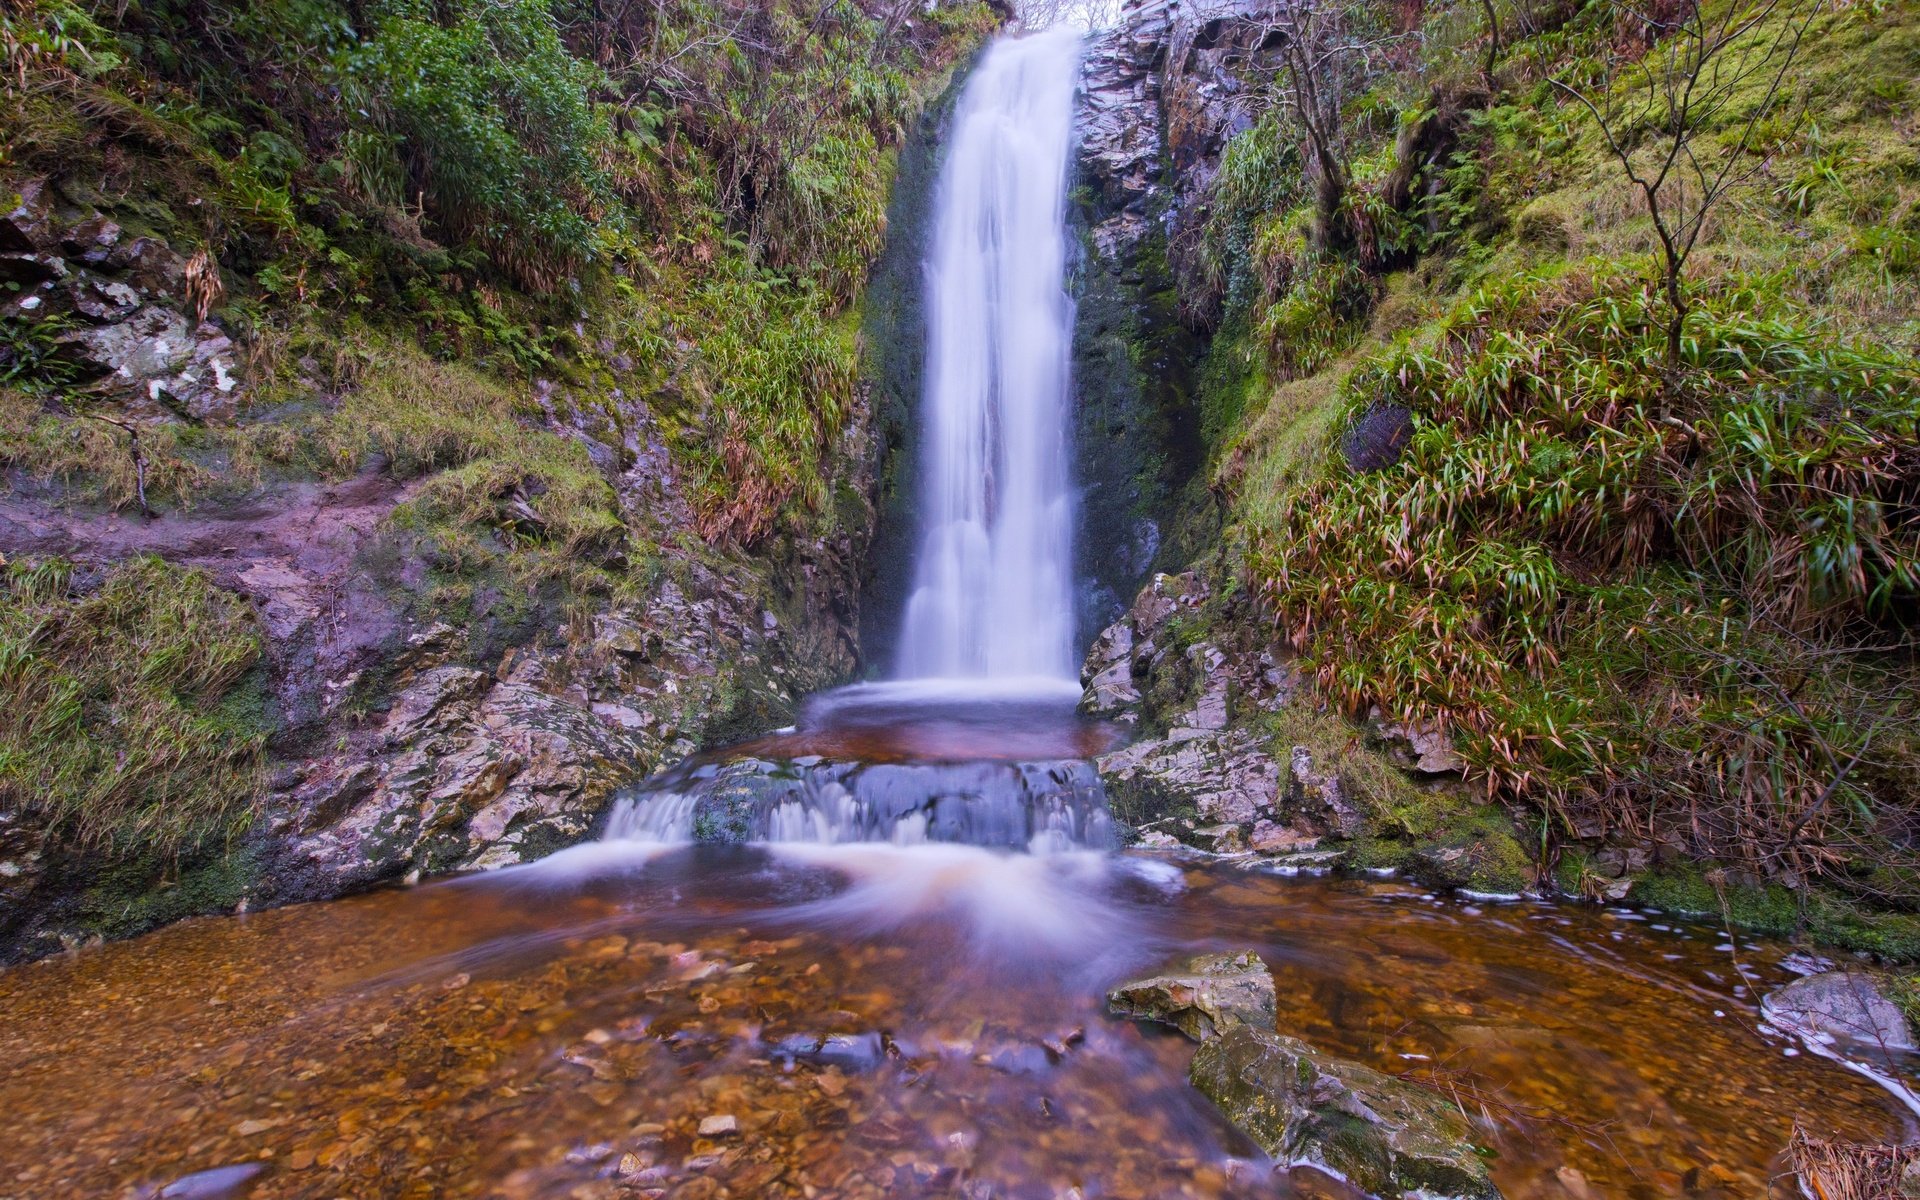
[0,842,1911,1200]
[721,684,1128,765]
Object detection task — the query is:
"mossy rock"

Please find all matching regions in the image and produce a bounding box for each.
[1106,950,1277,1041]
[1191,1024,1503,1200]
[1628,864,1920,963]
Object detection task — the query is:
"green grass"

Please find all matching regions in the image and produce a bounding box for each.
[1188,0,1920,946]
[0,556,269,861]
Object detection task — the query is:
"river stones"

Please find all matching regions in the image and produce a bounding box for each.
[1763,971,1916,1054]
[1109,950,1503,1200]
[1106,950,1277,1040]
[1191,1024,1502,1200]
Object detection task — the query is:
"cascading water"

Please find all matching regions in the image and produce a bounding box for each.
[598,30,1107,851]
[896,27,1084,683]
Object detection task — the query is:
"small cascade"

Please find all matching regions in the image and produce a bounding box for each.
[601,757,1113,851]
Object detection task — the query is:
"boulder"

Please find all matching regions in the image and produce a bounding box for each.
[1192,1024,1502,1200]
[1106,950,1276,1040]
[1763,972,1916,1054]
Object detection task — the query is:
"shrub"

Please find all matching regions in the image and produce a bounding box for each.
[1249,263,1920,885]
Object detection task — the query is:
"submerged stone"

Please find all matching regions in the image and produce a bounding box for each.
[1106,950,1276,1041]
[1191,1024,1503,1200]
[1111,950,1503,1200]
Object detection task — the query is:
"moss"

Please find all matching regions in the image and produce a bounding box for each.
[1513,198,1575,253]
[1261,704,1422,817]
[0,556,269,862]
[75,844,261,942]
[1629,863,1920,962]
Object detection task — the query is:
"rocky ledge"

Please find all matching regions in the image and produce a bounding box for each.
[0,181,875,961]
[1108,950,1504,1200]
[1079,570,1536,896]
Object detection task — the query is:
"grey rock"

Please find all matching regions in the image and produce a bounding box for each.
[0,180,54,253]
[1107,949,1277,1040]
[1763,971,1916,1054]
[1371,711,1466,774]
[1284,745,1365,837]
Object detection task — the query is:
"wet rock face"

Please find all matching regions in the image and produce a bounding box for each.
[1076,0,1279,268]
[1082,571,1358,854]
[267,552,829,898]
[3,180,241,420]
[1763,972,1917,1055]
[1106,950,1276,1040]
[1077,0,1174,262]
[1192,1024,1503,1200]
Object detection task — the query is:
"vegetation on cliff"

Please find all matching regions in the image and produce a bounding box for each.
[0,555,266,857]
[2,0,993,545]
[1184,0,1920,949]
[0,0,993,948]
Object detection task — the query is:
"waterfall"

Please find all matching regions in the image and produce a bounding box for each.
[896,28,1084,683]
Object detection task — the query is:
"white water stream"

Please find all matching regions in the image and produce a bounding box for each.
[896,27,1084,682]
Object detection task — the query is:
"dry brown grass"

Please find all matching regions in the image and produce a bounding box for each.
[1789,1126,1919,1200]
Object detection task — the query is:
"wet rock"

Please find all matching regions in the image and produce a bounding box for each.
[1370,712,1466,775]
[769,1031,887,1071]
[1341,403,1417,474]
[1191,1024,1502,1200]
[135,1162,267,1199]
[1284,746,1364,837]
[1249,821,1319,854]
[646,755,1113,848]
[1763,972,1916,1054]
[1188,823,1249,854]
[0,180,54,252]
[1402,817,1534,896]
[1107,950,1277,1040]
[1076,0,1171,259]
[1080,621,1140,717]
[1098,730,1281,833]
[384,666,489,746]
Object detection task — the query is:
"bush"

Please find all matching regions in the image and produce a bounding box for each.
[1249,263,1920,885]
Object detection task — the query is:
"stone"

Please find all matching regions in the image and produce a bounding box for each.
[697,1114,738,1137]
[1249,821,1319,854]
[383,666,489,746]
[1191,1024,1502,1200]
[1762,971,1916,1054]
[0,180,54,253]
[1341,402,1417,473]
[1370,712,1466,774]
[1188,822,1249,854]
[1283,746,1365,837]
[1106,950,1276,1041]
